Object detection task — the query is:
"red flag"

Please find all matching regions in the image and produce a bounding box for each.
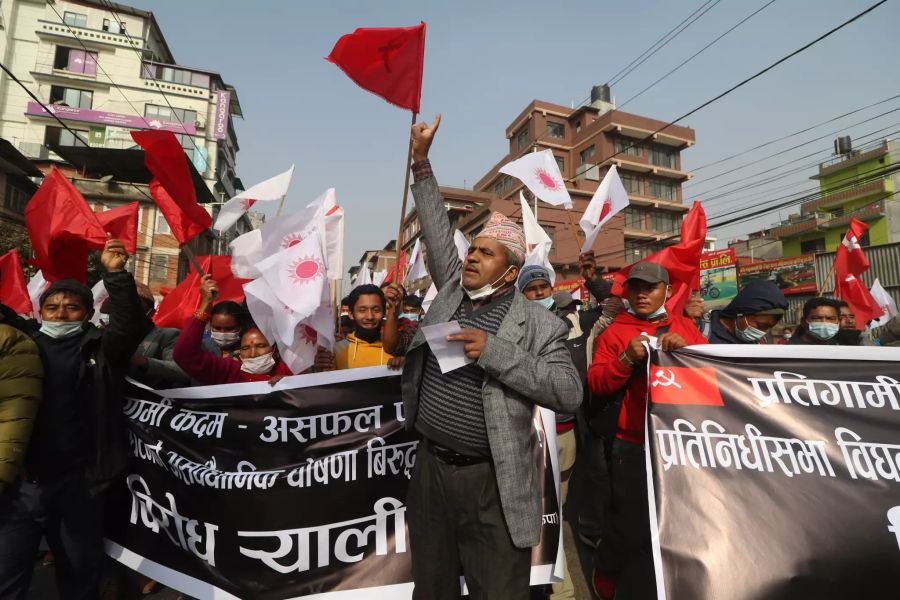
[326,22,426,113]
[648,366,724,406]
[833,217,870,284]
[383,250,407,284]
[612,202,707,316]
[0,249,32,314]
[833,219,882,329]
[25,168,108,283]
[153,255,250,329]
[131,130,211,244]
[96,202,139,254]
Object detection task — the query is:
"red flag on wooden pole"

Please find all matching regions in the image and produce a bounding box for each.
[152,255,250,328]
[326,22,426,113]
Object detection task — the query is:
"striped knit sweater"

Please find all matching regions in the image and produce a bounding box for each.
[416,291,514,457]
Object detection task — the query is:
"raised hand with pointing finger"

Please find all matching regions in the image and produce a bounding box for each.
[411,113,441,163]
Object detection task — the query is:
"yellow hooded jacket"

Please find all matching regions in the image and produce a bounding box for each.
[333,333,393,370]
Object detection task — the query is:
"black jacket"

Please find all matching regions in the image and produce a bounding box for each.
[10,271,151,490]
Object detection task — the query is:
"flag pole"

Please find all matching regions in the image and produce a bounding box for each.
[395,111,418,286]
[180,243,207,278]
[819,262,837,297]
[564,207,582,245]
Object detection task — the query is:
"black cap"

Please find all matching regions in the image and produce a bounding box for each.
[626,261,669,285]
[39,279,92,310]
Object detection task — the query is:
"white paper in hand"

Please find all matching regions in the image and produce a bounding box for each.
[421,320,474,374]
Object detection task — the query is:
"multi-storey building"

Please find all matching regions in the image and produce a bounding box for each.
[766,137,900,257]
[0,0,246,295]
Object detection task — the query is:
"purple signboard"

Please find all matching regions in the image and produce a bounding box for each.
[25,101,197,135]
[213,90,230,140]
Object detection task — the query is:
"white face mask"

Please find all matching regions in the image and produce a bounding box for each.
[40,320,85,339]
[461,266,514,301]
[240,352,276,375]
[211,330,240,348]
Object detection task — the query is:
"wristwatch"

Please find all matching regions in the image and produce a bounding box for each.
[619,352,635,367]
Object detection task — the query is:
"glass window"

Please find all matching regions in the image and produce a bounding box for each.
[144,104,197,126]
[49,86,93,109]
[651,179,676,201]
[149,254,168,281]
[54,47,97,75]
[44,126,88,147]
[621,172,642,194]
[555,155,565,175]
[652,211,679,233]
[155,213,171,234]
[579,145,595,165]
[516,127,529,150]
[800,238,826,254]
[624,207,645,230]
[191,73,210,88]
[616,137,642,157]
[547,122,565,139]
[650,146,676,169]
[4,183,29,213]
[63,11,87,27]
[102,18,126,33]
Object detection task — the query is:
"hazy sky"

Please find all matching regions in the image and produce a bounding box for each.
[150,0,899,275]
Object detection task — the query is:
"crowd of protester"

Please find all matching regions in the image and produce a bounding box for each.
[1,116,900,600]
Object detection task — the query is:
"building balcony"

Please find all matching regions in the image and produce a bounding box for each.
[819,200,886,230]
[623,227,679,241]
[801,179,893,213]
[813,141,890,178]
[35,20,150,52]
[628,194,690,212]
[597,157,692,181]
[596,120,694,148]
[773,200,886,239]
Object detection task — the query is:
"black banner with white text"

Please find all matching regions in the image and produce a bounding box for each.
[104,366,562,599]
[647,345,900,600]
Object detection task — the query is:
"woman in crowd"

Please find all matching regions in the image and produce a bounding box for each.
[204,300,245,358]
[173,275,292,385]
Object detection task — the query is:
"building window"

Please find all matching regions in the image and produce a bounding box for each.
[555,155,565,175]
[102,18,126,34]
[650,146,676,169]
[650,178,676,201]
[547,121,565,139]
[616,137,642,157]
[579,145,595,165]
[4,183,29,213]
[141,63,211,89]
[516,127,529,150]
[493,174,513,197]
[53,47,97,76]
[800,238,826,254]
[624,207,645,230]
[651,210,679,233]
[44,126,88,147]
[49,85,92,109]
[621,172,643,194]
[145,104,198,127]
[155,213,171,234]
[149,255,168,282]
[575,121,582,133]
[63,11,87,27]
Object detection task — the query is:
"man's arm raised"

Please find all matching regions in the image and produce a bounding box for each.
[408,114,461,290]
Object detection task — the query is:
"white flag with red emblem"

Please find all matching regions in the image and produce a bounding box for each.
[27,270,48,320]
[868,278,898,329]
[580,165,629,252]
[406,238,428,281]
[520,192,552,253]
[499,149,572,208]
[214,165,295,232]
[321,191,344,279]
[254,229,327,317]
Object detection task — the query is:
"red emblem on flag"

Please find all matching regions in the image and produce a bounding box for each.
[649,366,724,406]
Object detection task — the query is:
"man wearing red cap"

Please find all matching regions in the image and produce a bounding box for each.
[400,114,582,600]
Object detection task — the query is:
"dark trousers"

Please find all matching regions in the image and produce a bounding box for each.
[407,444,532,600]
[0,473,106,600]
[575,433,611,542]
[597,439,656,600]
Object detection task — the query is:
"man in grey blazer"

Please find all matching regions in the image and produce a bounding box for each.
[401,114,583,600]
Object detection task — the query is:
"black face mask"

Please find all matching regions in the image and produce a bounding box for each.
[353,324,381,343]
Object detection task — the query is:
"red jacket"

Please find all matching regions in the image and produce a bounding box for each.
[588,311,707,443]
[173,317,293,386]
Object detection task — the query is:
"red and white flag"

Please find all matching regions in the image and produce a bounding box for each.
[869,278,898,329]
[354,259,373,288]
[321,190,344,279]
[834,217,870,281]
[255,229,327,317]
[27,270,48,319]
[259,188,341,279]
[833,218,882,328]
[520,192,555,283]
[214,165,295,233]
[580,165,629,253]
[499,149,572,208]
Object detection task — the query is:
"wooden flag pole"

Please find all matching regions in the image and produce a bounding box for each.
[180,243,206,277]
[819,262,837,297]
[395,111,418,286]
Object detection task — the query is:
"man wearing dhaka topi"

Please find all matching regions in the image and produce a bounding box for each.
[399,113,582,600]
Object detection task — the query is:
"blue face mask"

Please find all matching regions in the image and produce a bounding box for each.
[39,320,85,339]
[808,322,839,341]
[736,316,767,343]
[399,313,421,322]
[622,296,668,321]
[532,297,555,310]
